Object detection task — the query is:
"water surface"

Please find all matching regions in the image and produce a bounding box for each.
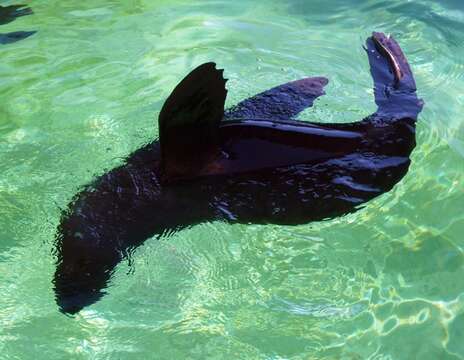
[1,0,463,358]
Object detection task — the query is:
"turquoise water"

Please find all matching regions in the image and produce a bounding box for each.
[1,0,463,358]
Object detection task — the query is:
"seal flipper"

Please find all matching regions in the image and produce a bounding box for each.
[0,31,36,44]
[224,76,328,121]
[366,32,423,120]
[159,62,227,182]
[0,4,33,25]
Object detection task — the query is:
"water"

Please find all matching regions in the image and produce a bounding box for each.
[1,0,463,358]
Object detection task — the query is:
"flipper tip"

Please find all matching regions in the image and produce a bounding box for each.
[371,32,403,86]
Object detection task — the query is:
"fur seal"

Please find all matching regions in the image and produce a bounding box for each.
[54,32,423,314]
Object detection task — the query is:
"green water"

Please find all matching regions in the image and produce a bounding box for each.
[1,0,463,358]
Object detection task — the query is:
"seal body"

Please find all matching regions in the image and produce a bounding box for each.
[54,32,423,314]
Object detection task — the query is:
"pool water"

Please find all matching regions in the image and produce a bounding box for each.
[1,0,463,358]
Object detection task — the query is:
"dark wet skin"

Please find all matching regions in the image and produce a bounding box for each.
[0,4,36,44]
[54,32,423,314]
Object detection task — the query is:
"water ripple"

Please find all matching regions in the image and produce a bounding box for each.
[0,0,463,359]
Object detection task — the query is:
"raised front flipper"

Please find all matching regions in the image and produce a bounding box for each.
[366,32,423,120]
[158,62,227,182]
[224,76,328,121]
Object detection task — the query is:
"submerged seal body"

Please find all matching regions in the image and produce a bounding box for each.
[54,32,423,314]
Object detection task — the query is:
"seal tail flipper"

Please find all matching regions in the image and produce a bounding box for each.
[366,32,423,120]
[224,76,328,121]
[158,62,227,182]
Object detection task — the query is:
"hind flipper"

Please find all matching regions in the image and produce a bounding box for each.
[366,32,423,120]
[225,76,328,121]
